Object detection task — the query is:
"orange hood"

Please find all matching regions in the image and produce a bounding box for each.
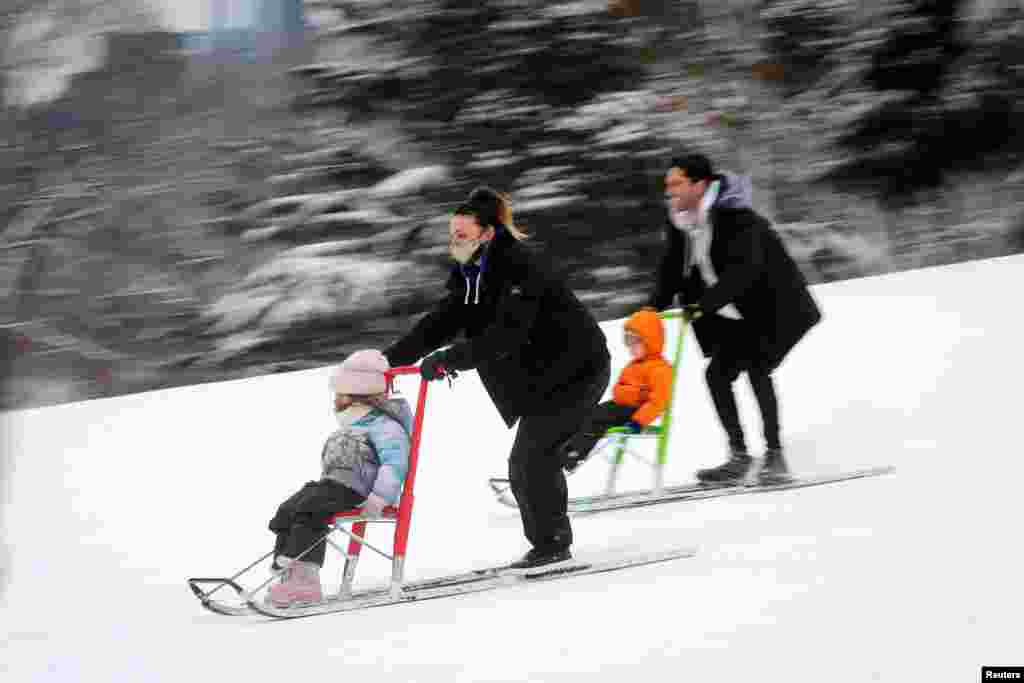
[624,309,664,357]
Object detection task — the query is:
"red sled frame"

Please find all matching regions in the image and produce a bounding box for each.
[332,365,429,598]
[188,365,431,612]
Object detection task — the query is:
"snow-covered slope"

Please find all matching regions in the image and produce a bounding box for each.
[3,255,1022,682]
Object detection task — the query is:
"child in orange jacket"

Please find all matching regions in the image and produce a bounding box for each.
[560,308,674,472]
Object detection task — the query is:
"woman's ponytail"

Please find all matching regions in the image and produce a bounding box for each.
[494,190,529,242]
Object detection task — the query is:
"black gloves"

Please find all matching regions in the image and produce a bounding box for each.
[419,349,456,382]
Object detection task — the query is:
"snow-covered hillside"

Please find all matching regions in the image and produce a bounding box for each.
[2,255,1022,682]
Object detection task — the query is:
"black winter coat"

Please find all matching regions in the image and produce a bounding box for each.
[650,175,822,371]
[385,229,610,428]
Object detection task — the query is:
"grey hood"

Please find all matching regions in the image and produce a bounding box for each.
[713,172,753,211]
[378,397,414,435]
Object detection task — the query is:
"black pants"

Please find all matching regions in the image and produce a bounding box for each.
[0,329,14,410]
[269,479,364,567]
[563,400,636,459]
[705,351,780,453]
[509,361,611,553]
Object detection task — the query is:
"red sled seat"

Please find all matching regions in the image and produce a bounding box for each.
[329,505,399,523]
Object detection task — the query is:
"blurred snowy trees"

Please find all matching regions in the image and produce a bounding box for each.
[2,0,1023,408]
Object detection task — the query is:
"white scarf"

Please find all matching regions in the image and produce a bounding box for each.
[669,180,742,320]
[335,403,374,430]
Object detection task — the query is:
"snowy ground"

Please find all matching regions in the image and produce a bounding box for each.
[2,255,1022,682]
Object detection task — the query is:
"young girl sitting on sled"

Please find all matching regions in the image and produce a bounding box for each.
[267,349,412,607]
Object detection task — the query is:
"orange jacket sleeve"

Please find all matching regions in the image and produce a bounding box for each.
[630,360,674,426]
[612,364,645,406]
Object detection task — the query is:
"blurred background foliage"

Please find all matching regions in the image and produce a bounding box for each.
[2,0,1023,409]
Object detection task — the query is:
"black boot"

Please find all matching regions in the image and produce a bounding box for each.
[561,447,588,474]
[696,448,751,484]
[507,546,572,571]
[758,447,792,485]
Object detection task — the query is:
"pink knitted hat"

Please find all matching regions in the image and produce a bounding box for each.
[330,349,389,396]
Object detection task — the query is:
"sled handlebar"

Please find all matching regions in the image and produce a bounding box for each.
[382,365,430,558]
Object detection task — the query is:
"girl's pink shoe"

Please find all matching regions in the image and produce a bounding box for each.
[266,560,323,607]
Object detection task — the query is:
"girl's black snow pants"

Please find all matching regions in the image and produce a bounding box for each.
[269,479,363,567]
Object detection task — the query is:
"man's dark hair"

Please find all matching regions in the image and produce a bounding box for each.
[670,154,714,182]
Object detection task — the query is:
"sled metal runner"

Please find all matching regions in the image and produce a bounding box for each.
[190,546,697,619]
[489,466,895,515]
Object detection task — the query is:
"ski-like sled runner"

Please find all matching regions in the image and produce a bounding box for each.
[491,465,894,515]
[488,309,894,514]
[191,546,697,619]
[188,366,696,619]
